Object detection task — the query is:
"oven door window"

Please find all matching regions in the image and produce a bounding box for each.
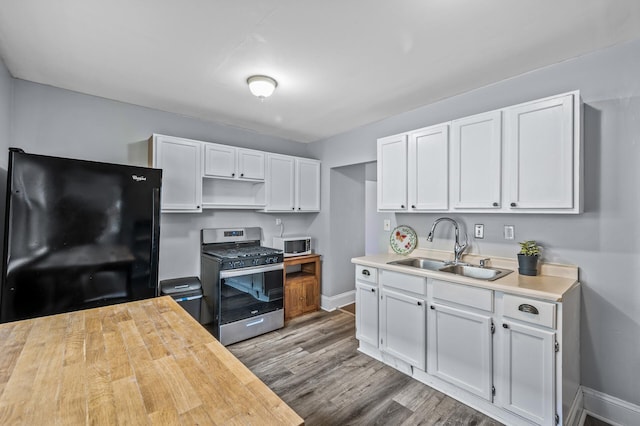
[220,269,283,325]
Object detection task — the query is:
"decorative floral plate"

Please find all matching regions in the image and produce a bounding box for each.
[390,225,417,255]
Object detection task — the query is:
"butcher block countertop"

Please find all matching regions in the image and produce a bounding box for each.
[0,296,304,425]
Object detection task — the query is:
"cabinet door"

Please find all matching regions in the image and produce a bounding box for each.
[377,134,408,211]
[301,277,320,314]
[237,149,265,181]
[295,158,321,211]
[427,303,493,400]
[408,125,449,211]
[284,281,303,320]
[451,111,502,209]
[505,93,575,210]
[152,135,202,212]
[380,288,425,369]
[265,154,295,211]
[355,282,378,347]
[203,143,236,178]
[498,321,556,425]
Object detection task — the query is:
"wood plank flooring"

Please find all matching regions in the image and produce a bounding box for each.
[227,309,502,425]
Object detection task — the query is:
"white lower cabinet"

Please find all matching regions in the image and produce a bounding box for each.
[427,303,493,400]
[380,288,426,370]
[498,320,556,425]
[353,263,580,426]
[355,281,378,347]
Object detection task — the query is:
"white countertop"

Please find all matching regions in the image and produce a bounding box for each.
[352,249,579,302]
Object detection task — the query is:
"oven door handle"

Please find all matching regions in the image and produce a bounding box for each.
[219,263,284,278]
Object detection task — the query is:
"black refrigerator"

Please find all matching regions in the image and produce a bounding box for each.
[0,149,162,323]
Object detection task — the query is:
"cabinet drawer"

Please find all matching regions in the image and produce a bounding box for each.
[379,270,426,295]
[432,279,493,312]
[355,265,377,284]
[502,294,556,329]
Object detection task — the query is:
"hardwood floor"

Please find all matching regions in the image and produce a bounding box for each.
[227,309,502,425]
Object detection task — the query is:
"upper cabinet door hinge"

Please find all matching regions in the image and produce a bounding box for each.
[555,340,560,353]
[491,385,495,396]
[490,321,495,334]
[555,414,559,424]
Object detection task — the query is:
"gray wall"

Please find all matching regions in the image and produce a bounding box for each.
[328,164,366,297]
[309,38,640,406]
[0,57,10,159]
[6,79,317,282]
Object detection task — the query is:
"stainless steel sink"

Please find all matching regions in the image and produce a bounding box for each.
[438,264,512,281]
[387,257,447,271]
[387,257,512,281]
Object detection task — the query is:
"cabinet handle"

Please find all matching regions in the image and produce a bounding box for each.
[502,323,509,329]
[400,205,405,209]
[362,269,370,276]
[240,173,244,177]
[232,173,235,177]
[371,288,376,293]
[518,304,539,314]
[292,207,295,210]
[298,207,301,210]
[430,305,435,310]
[510,202,517,207]
[493,202,499,207]
[417,301,422,306]
[411,205,416,209]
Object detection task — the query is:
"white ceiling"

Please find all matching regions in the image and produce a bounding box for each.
[1,1,640,143]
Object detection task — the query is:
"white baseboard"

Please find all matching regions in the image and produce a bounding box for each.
[566,386,583,426]
[320,290,355,312]
[581,386,640,426]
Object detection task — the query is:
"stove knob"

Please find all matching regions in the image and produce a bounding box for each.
[253,258,260,266]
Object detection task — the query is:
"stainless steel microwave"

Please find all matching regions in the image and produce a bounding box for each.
[272,236,311,257]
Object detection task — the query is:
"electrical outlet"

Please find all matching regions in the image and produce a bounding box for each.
[383,219,391,231]
[474,224,484,239]
[504,225,515,240]
[275,218,281,225]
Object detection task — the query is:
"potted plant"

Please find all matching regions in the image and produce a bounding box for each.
[517,240,541,276]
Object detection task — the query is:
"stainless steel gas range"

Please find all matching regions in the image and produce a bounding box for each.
[200,227,284,346]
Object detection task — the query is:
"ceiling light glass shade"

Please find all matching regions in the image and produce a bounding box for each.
[247,75,277,99]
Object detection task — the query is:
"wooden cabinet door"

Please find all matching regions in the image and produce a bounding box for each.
[355,282,378,347]
[237,148,265,181]
[265,154,295,211]
[505,93,575,210]
[295,158,321,211]
[152,135,202,212]
[377,134,408,211]
[408,124,449,211]
[498,321,556,425]
[451,110,502,209]
[301,277,319,314]
[203,143,236,178]
[380,288,425,369]
[427,303,493,400]
[284,281,303,320]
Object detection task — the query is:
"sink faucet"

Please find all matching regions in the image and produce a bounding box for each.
[427,217,468,265]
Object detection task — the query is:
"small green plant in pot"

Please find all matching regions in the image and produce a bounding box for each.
[517,240,541,276]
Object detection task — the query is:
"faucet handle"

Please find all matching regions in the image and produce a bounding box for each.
[479,258,490,268]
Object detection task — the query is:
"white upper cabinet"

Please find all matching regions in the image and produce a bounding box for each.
[296,158,321,211]
[204,143,265,181]
[451,111,502,209]
[377,134,408,211]
[265,154,320,212]
[375,90,582,214]
[505,93,578,212]
[149,134,202,213]
[408,124,449,211]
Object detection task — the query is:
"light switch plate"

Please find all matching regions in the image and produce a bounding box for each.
[474,224,484,239]
[504,225,515,240]
[383,219,391,231]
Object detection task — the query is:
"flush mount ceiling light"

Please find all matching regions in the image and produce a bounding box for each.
[247,75,277,100]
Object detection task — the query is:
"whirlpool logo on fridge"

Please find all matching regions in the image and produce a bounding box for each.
[132,175,147,182]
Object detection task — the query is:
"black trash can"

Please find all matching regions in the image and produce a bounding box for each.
[160,277,202,322]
